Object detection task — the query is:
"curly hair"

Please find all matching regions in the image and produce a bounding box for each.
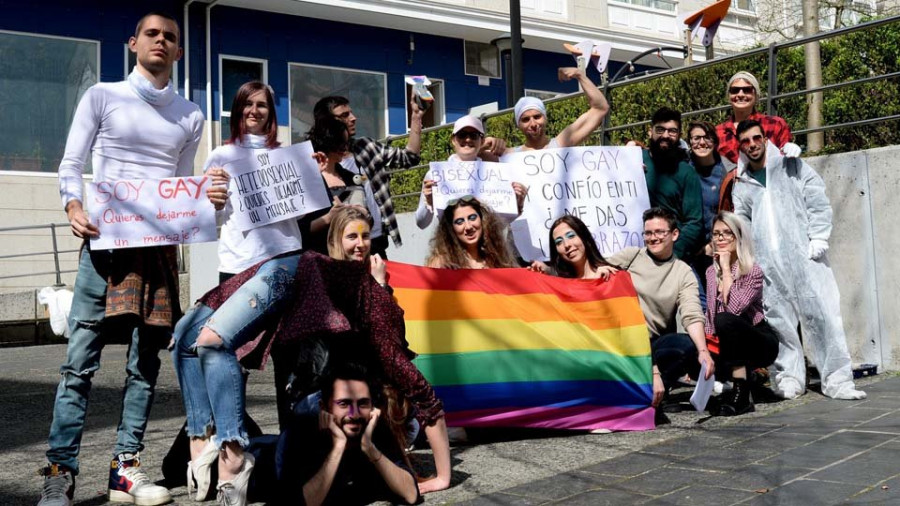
[326,207,373,261]
[548,215,608,278]
[426,198,517,269]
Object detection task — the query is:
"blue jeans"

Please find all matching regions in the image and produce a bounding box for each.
[172,255,299,449]
[46,245,169,475]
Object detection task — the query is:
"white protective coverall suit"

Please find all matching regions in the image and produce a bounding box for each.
[732,141,865,400]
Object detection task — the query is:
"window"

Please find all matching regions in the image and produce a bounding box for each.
[288,63,387,143]
[124,44,179,94]
[464,41,500,79]
[521,0,567,17]
[610,0,677,12]
[735,0,755,11]
[219,55,267,144]
[405,77,445,130]
[0,31,98,173]
[525,89,564,101]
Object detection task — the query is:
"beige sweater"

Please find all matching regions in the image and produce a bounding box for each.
[606,247,705,337]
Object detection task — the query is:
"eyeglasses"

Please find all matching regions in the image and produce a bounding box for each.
[653,126,680,137]
[447,194,476,207]
[642,229,672,239]
[453,213,480,226]
[454,130,484,142]
[739,134,765,147]
[690,135,713,145]
[711,230,735,241]
[729,86,755,95]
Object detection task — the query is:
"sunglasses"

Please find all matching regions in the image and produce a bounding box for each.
[739,134,765,147]
[454,131,484,142]
[729,86,755,95]
[447,194,476,207]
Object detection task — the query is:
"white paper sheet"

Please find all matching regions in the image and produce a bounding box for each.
[690,362,715,412]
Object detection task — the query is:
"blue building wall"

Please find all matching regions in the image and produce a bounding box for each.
[3,0,628,136]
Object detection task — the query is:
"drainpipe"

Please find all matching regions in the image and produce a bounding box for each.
[206,0,221,155]
[183,0,196,100]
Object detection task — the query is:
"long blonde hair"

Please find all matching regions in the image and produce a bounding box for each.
[426,198,516,269]
[713,211,755,279]
[326,207,373,261]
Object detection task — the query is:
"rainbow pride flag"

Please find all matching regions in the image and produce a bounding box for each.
[387,262,655,431]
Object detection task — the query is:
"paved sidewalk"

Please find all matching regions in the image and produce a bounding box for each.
[1,344,896,505]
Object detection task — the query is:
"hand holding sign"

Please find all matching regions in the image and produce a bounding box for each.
[205,167,230,211]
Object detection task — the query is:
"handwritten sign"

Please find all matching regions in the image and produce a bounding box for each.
[500,146,650,260]
[430,160,518,217]
[87,176,217,250]
[224,141,330,231]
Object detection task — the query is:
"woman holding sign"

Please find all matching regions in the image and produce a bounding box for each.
[704,212,778,416]
[426,196,518,269]
[416,115,527,229]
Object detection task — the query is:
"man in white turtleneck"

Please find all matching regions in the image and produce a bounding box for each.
[40,12,209,506]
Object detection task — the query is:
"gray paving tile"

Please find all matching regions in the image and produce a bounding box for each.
[757,416,859,436]
[855,378,900,393]
[818,408,894,423]
[499,471,611,500]
[696,463,810,491]
[643,485,757,505]
[809,445,900,485]
[676,446,780,472]
[580,451,675,477]
[548,488,654,505]
[455,492,548,505]
[725,430,824,453]
[852,398,900,410]
[745,479,869,505]
[855,413,900,434]
[613,466,720,496]
[760,431,896,470]
[641,435,734,458]
[842,476,900,505]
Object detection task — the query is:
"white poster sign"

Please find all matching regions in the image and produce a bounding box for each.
[500,146,649,261]
[224,141,331,232]
[430,160,518,217]
[87,176,217,250]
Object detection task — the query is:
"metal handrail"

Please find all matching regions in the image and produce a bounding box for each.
[0,223,71,286]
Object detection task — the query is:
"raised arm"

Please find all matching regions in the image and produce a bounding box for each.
[302,413,346,506]
[555,67,610,148]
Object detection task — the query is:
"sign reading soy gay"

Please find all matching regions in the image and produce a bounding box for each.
[87,176,217,250]
[430,160,518,217]
[224,141,330,231]
[500,146,649,260]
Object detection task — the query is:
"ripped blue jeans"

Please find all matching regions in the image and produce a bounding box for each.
[172,254,299,449]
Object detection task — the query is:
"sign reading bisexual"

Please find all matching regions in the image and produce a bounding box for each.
[430,160,518,217]
[224,141,330,231]
[87,176,217,250]
[500,146,649,260]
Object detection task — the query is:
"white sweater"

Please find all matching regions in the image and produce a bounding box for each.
[206,142,304,274]
[57,80,205,207]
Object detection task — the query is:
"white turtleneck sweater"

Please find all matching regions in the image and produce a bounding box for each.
[57,72,205,208]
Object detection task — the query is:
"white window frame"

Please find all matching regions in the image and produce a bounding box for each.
[220,53,269,140]
[404,76,446,131]
[463,40,501,79]
[608,0,678,14]
[520,0,568,19]
[124,44,179,94]
[286,61,389,141]
[1,29,100,178]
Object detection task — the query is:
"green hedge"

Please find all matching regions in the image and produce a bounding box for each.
[388,19,900,212]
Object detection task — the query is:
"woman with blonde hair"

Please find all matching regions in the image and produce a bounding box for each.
[705,211,778,416]
[426,196,517,269]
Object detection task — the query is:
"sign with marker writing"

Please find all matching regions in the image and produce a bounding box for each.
[224,141,330,231]
[500,146,649,261]
[430,160,518,217]
[86,176,217,250]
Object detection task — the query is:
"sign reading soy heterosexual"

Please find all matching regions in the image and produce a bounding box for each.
[224,141,330,231]
[500,146,649,260]
[87,176,217,250]
[430,160,518,217]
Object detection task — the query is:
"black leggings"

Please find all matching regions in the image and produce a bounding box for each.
[713,312,779,378]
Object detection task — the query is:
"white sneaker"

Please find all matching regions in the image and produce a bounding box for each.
[188,439,219,501]
[38,464,74,506]
[108,452,172,505]
[216,453,255,506]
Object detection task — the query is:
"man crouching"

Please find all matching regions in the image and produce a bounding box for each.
[278,363,420,505]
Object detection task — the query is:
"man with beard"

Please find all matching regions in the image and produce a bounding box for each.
[278,363,420,505]
[643,107,704,260]
[732,120,866,401]
[504,67,610,153]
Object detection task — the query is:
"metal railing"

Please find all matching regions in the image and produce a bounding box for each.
[0,223,77,286]
[383,15,900,203]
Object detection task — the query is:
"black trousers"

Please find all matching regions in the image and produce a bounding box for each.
[713,312,779,379]
[652,333,701,390]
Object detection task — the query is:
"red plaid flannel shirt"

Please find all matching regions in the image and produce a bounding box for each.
[715,112,792,164]
[704,263,765,336]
